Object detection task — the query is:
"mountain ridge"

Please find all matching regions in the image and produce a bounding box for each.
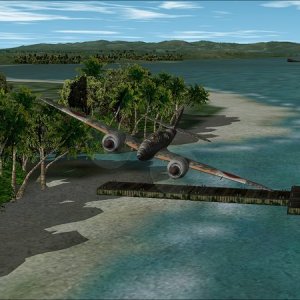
[1,40,299,60]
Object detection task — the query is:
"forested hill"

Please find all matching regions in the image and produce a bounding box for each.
[0,40,300,63]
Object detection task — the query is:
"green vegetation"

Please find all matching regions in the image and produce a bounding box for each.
[0,40,300,64]
[0,77,102,202]
[61,59,209,139]
[0,162,25,204]
[11,51,182,64]
[0,61,208,203]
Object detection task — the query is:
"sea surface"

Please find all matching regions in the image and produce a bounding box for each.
[1,58,300,299]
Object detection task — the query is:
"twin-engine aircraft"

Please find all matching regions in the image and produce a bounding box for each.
[41,98,270,190]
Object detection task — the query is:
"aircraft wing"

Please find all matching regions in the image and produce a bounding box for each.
[40,98,141,150]
[41,98,269,190]
[155,148,271,190]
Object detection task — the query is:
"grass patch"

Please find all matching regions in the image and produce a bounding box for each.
[0,162,25,204]
[185,103,224,116]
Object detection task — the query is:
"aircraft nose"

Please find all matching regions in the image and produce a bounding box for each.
[137,151,142,160]
[137,147,146,160]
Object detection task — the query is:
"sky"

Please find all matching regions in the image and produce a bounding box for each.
[0,0,300,49]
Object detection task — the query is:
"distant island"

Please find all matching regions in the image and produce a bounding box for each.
[0,40,300,64]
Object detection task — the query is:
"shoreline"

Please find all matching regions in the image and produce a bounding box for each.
[171,90,295,145]
[7,77,64,84]
[0,91,296,299]
[196,91,294,143]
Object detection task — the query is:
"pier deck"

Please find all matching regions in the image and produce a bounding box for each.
[97,182,300,215]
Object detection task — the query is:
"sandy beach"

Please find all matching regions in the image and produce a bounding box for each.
[6,77,64,84]
[191,91,294,143]
[0,91,295,299]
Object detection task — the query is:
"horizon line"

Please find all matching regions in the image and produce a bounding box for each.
[1,39,300,50]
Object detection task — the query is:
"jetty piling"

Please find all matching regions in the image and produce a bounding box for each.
[287,186,300,215]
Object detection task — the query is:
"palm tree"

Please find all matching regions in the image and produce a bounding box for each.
[127,64,149,135]
[186,84,209,108]
[141,78,157,138]
[80,56,105,78]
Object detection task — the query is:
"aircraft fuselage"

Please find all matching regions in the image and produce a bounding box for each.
[137,128,176,161]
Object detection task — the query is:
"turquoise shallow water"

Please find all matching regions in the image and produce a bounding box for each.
[1,59,300,298]
[70,202,300,299]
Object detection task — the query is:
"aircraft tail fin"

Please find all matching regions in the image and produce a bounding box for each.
[144,106,211,142]
[170,106,184,129]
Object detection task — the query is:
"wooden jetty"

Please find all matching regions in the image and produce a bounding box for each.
[97,181,300,215]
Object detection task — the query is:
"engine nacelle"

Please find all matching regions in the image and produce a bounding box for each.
[102,132,126,152]
[167,157,189,179]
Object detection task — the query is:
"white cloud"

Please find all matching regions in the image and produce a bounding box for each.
[213,10,232,19]
[0,1,114,14]
[0,2,94,22]
[55,30,119,35]
[159,1,202,9]
[160,29,280,40]
[114,36,143,39]
[0,1,191,23]
[0,1,114,22]
[0,32,34,40]
[213,10,231,15]
[122,7,187,20]
[261,1,300,9]
[0,10,74,22]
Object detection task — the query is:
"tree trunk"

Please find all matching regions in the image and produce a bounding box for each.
[22,154,28,172]
[0,157,3,177]
[46,151,69,172]
[118,114,124,130]
[0,141,7,177]
[11,146,17,199]
[131,116,144,135]
[159,116,163,130]
[36,150,69,183]
[15,148,65,200]
[153,113,159,132]
[170,103,179,125]
[15,159,44,200]
[144,105,150,139]
[39,147,46,190]
[109,105,120,125]
[134,107,137,130]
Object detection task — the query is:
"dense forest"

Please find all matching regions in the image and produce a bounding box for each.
[13,50,183,64]
[0,58,208,203]
[0,40,300,64]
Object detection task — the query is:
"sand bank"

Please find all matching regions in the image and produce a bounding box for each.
[7,77,64,84]
[193,91,295,143]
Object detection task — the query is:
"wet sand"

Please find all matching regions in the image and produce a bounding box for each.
[0,91,295,299]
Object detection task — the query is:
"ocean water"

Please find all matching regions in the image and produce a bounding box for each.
[2,59,300,299]
[70,202,300,299]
